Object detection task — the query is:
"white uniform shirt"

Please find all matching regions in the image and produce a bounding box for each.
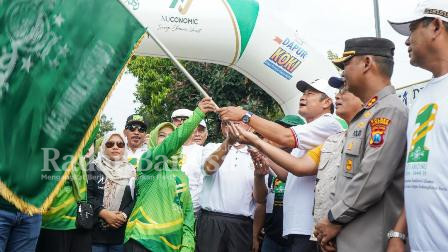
[200,143,255,217]
[181,144,204,213]
[283,113,343,236]
[405,73,448,252]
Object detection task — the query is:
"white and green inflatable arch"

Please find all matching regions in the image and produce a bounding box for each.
[121,0,338,114]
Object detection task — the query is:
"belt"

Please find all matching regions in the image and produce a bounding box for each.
[201,209,252,221]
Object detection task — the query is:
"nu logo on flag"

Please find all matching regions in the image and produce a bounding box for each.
[169,0,193,15]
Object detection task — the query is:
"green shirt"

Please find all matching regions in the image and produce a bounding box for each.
[41,158,87,230]
[125,108,204,252]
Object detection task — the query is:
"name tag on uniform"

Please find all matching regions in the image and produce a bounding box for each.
[353,130,362,137]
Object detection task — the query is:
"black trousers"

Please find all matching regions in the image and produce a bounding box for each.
[196,210,253,252]
[36,228,91,252]
[124,239,151,252]
[286,234,317,252]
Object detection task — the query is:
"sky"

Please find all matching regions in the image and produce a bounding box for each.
[103,0,431,130]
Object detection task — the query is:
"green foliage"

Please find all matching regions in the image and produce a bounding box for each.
[97,115,115,141]
[127,57,284,143]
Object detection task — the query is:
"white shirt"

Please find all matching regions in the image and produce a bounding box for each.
[181,144,204,213]
[200,143,255,217]
[405,73,448,252]
[127,145,148,168]
[290,113,343,150]
[283,113,343,236]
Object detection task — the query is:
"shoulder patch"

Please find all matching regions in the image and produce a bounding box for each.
[365,96,378,109]
[369,117,391,147]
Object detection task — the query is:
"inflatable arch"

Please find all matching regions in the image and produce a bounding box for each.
[120,0,338,114]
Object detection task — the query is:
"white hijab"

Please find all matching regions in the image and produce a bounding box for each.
[93,131,136,210]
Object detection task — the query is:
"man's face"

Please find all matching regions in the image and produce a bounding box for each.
[298,89,329,121]
[172,116,189,127]
[405,19,433,67]
[124,123,147,149]
[342,57,364,97]
[188,125,208,145]
[335,85,363,121]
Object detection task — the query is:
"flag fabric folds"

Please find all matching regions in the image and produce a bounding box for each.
[0,0,145,214]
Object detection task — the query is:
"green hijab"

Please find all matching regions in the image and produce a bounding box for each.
[148,122,182,169]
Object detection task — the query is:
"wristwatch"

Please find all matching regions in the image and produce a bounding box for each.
[242,111,254,124]
[387,230,406,242]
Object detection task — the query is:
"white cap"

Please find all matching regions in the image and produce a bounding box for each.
[296,78,337,103]
[171,108,207,129]
[171,109,193,119]
[199,120,207,129]
[388,0,448,36]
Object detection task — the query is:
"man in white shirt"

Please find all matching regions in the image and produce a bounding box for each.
[123,114,148,168]
[196,121,256,252]
[388,1,448,251]
[218,79,343,252]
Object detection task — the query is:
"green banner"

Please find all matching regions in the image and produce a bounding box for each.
[0,0,145,214]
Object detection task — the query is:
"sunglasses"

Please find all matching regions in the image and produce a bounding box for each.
[125,124,146,133]
[105,141,125,148]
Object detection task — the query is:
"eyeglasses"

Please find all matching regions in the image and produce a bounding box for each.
[105,141,125,148]
[125,124,146,133]
[172,117,189,123]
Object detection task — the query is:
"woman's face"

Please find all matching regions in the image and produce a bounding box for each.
[157,126,174,145]
[104,135,125,161]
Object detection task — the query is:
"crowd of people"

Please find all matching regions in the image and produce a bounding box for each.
[0,1,447,251]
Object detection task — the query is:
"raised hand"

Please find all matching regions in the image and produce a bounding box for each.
[228,122,260,145]
[217,106,246,122]
[198,97,217,114]
[248,147,269,176]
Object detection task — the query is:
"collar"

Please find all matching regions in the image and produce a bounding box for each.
[231,144,249,153]
[127,145,147,154]
[364,85,395,109]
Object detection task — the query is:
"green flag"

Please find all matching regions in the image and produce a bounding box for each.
[0,0,145,214]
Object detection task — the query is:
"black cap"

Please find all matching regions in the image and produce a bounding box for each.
[332,37,395,69]
[328,77,345,89]
[125,114,147,128]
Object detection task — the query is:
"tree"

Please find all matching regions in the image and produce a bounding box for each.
[97,115,115,141]
[127,57,284,142]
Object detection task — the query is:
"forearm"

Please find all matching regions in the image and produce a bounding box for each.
[266,159,288,182]
[392,208,407,234]
[253,175,268,203]
[249,115,296,148]
[253,203,266,240]
[255,139,317,177]
[204,139,231,175]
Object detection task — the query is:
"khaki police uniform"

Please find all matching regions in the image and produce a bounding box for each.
[328,85,408,252]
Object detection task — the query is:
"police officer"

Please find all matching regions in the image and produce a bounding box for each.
[314,37,408,252]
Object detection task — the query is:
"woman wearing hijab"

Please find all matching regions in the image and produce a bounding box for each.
[124,98,215,252]
[88,132,136,252]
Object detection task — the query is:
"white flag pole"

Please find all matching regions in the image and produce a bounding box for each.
[146,29,212,100]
